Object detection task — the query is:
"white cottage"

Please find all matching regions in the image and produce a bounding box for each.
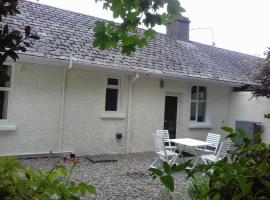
[0,0,269,156]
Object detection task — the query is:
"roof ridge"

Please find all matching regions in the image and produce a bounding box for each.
[190,41,263,59]
[24,1,262,59]
[24,0,110,22]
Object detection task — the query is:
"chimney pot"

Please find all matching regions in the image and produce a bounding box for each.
[166,17,190,41]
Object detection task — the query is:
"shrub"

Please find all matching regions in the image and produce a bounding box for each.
[187,175,219,200]
[203,127,270,199]
[0,156,96,200]
[149,127,270,200]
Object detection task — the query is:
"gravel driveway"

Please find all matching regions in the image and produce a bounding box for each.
[21,153,190,200]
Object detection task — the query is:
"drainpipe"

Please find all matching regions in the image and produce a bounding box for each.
[59,54,73,152]
[126,73,139,154]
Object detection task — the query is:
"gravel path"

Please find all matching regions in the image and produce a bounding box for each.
[21,153,190,200]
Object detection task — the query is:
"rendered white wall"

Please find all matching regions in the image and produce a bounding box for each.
[62,69,129,155]
[0,64,129,156]
[0,62,234,155]
[130,77,232,153]
[0,63,63,155]
[229,92,270,144]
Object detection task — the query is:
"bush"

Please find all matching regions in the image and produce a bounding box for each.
[187,176,219,200]
[149,127,270,200]
[0,156,96,200]
[202,127,270,199]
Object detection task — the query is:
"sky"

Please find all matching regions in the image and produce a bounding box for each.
[30,0,270,57]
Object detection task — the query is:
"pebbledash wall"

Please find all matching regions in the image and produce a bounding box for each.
[0,62,237,156]
[229,92,270,144]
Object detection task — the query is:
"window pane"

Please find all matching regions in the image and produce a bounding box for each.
[105,88,118,111]
[0,91,9,119]
[191,86,197,100]
[107,78,119,86]
[190,102,196,121]
[197,102,206,122]
[0,66,11,87]
[199,86,207,100]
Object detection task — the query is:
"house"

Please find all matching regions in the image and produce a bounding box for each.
[0,0,268,156]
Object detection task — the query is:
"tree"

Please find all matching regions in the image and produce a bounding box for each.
[0,0,39,80]
[251,48,270,98]
[93,0,185,55]
[250,48,270,118]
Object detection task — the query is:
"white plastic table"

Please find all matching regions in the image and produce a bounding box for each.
[170,138,211,168]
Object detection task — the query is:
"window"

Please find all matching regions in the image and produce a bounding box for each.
[105,77,120,111]
[0,66,11,120]
[190,86,207,122]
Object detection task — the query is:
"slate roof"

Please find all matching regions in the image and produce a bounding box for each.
[4,0,263,84]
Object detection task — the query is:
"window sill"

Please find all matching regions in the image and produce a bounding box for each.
[100,112,126,119]
[0,123,17,131]
[189,123,212,129]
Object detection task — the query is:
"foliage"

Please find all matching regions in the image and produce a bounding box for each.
[149,127,270,200]
[0,156,96,200]
[251,48,270,98]
[0,0,39,79]
[265,113,270,119]
[94,0,185,55]
[149,160,192,192]
[187,175,219,200]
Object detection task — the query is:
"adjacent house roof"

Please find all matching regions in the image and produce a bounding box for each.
[5,0,263,84]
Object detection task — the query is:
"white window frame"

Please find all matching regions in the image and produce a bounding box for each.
[105,76,121,112]
[0,64,13,122]
[190,85,207,123]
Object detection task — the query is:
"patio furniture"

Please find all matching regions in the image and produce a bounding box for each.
[196,133,221,154]
[170,138,211,169]
[201,140,233,164]
[150,133,179,168]
[156,130,177,152]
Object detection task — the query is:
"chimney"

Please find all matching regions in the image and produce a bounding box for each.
[166,17,190,41]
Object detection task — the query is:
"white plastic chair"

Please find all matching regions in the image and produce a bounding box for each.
[150,133,179,168]
[201,140,232,164]
[156,130,177,152]
[196,133,221,154]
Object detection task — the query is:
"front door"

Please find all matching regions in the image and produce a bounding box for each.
[164,96,178,139]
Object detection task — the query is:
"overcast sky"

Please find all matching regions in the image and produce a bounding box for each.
[31,0,270,57]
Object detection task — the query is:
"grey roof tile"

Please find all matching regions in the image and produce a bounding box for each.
[3,0,263,84]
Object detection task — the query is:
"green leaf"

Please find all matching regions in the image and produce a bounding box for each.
[144,29,156,40]
[122,44,135,55]
[226,133,238,143]
[149,168,163,176]
[264,113,270,119]
[93,0,184,55]
[221,126,234,133]
[87,184,97,195]
[171,163,177,172]
[176,160,192,172]
[237,128,248,139]
[25,172,31,179]
[238,176,253,195]
[5,50,19,61]
[258,160,269,174]
[93,21,106,35]
[163,162,172,174]
[160,175,174,192]
[167,0,182,21]
[25,26,31,37]
[3,24,9,35]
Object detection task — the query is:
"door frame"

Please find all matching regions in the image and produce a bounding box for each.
[163,92,181,139]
